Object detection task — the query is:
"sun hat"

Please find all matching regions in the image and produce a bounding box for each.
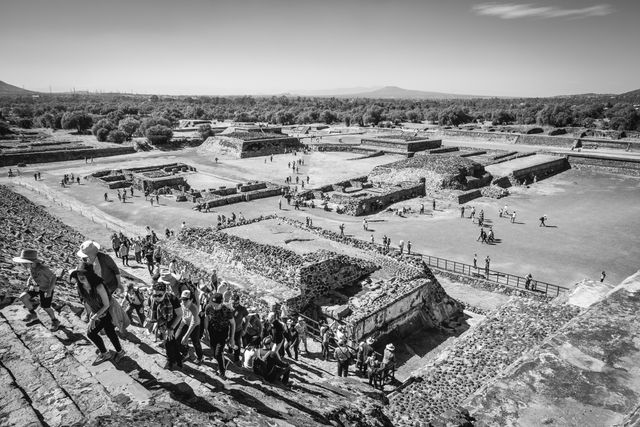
[212,292,223,304]
[180,290,191,300]
[366,337,375,345]
[12,249,42,264]
[77,241,101,258]
[386,343,395,351]
[262,336,273,347]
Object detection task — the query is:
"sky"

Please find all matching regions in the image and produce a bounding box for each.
[0,0,638,97]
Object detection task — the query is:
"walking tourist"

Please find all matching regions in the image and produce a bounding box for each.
[150,282,183,370]
[407,240,412,255]
[176,290,203,365]
[119,240,130,266]
[539,215,547,227]
[339,223,345,237]
[77,241,123,297]
[600,271,606,282]
[13,249,60,331]
[124,283,145,326]
[367,353,381,388]
[320,320,333,361]
[381,343,396,385]
[295,316,308,354]
[511,211,517,223]
[70,264,125,365]
[284,318,300,360]
[485,256,491,276]
[253,337,292,386]
[473,254,477,268]
[204,292,235,378]
[334,339,353,377]
[231,294,249,362]
[357,337,375,377]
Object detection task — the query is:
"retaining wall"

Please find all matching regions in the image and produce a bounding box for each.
[0,146,135,167]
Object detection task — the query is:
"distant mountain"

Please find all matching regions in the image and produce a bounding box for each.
[618,88,640,99]
[0,80,37,96]
[292,85,480,100]
[342,86,481,99]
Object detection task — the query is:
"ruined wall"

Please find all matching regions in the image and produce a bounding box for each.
[0,146,136,167]
[297,252,379,298]
[329,181,425,215]
[511,157,570,182]
[240,137,304,158]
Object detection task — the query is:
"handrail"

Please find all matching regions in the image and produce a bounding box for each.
[417,253,568,297]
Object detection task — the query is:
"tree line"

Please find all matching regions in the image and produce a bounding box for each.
[1,93,639,142]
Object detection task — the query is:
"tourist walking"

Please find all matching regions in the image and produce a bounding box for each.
[204,292,235,378]
[485,256,491,276]
[13,249,60,331]
[119,240,130,266]
[320,321,333,361]
[284,318,300,360]
[334,339,353,377]
[149,282,183,370]
[473,253,477,269]
[357,337,375,377]
[600,271,606,282]
[70,264,125,365]
[407,240,412,255]
[77,241,123,297]
[231,294,249,363]
[339,223,345,237]
[539,215,547,227]
[381,343,396,385]
[399,240,404,254]
[176,290,203,365]
[511,211,517,223]
[124,283,145,326]
[295,316,308,354]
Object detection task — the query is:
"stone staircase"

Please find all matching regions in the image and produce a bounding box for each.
[0,304,392,427]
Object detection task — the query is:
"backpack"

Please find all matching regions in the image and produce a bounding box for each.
[253,349,270,377]
[335,346,351,364]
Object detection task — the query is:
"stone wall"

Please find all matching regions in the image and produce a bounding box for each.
[328,181,425,216]
[0,146,136,167]
[200,134,303,159]
[511,156,570,182]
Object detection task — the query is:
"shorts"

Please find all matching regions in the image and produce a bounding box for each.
[26,290,53,309]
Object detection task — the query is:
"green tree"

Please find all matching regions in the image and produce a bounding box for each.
[118,117,141,140]
[91,118,115,136]
[61,111,93,133]
[107,129,127,144]
[198,123,212,139]
[96,128,110,142]
[146,125,173,145]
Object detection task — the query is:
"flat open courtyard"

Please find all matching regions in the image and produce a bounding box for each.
[2,148,639,289]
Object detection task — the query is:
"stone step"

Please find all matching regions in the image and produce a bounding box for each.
[0,363,43,427]
[1,305,150,412]
[53,306,268,424]
[0,312,86,426]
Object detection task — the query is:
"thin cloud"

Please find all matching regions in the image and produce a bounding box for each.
[472,3,613,19]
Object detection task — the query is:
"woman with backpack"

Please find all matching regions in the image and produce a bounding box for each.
[284,318,300,361]
[334,339,353,377]
[119,239,130,266]
[150,282,184,369]
[70,264,125,365]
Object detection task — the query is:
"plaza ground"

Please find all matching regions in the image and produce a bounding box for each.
[2,148,639,289]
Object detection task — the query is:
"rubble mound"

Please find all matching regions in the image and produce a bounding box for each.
[369,155,486,192]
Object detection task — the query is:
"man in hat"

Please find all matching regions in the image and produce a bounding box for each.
[13,249,60,331]
[381,343,396,385]
[334,339,353,377]
[77,241,122,297]
[356,337,375,377]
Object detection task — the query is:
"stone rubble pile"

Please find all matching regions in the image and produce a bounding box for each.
[387,299,580,426]
[0,185,84,304]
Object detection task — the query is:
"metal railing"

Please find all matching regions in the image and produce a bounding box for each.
[419,253,569,297]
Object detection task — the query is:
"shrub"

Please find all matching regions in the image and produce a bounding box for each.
[61,111,93,133]
[96,128,110,142]
[146,125,173,145]
[107,129,127,144]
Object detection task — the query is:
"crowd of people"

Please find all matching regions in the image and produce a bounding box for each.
[12,231,396,389]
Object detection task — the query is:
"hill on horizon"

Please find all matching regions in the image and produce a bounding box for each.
[0,80,37,96]
[336,85,481,99]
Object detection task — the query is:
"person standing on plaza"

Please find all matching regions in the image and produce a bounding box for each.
[511,210,517,224]
[399,240,404,254]
[407,240,412,255]
[485,255,491,276]
[600,271,606,282]
[13,249,61,331]
[339,223,345,237]
[473,253,477,269]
